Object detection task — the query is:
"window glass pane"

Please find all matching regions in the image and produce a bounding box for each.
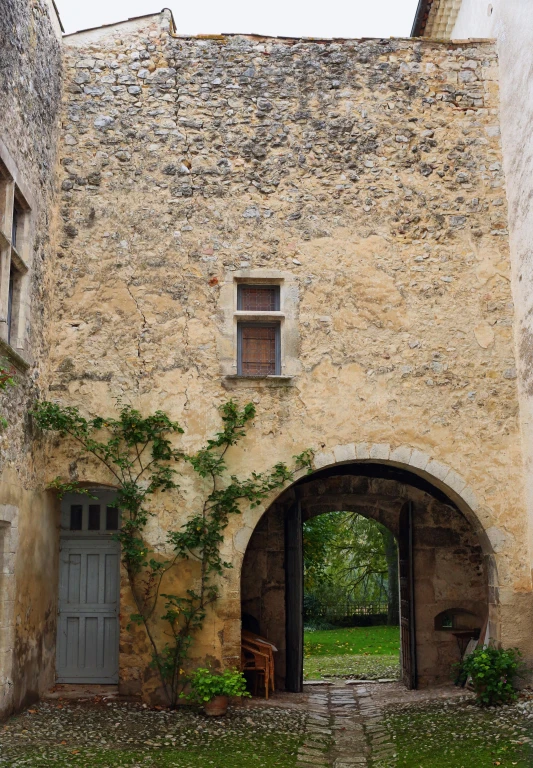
[12,204,21,248]
[239,286,279,311]
[241,325,277,375]
[70,505,83,531]
[88,505,101,531]
[7,268,14,345]
[106,506,119,531]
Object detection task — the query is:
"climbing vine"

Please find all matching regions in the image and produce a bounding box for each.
[32,399,312,706]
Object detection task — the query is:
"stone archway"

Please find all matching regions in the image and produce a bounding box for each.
[240,458,491,691]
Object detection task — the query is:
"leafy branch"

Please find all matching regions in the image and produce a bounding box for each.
[32,398,312,706]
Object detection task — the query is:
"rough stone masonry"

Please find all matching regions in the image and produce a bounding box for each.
[46,10,531,701]
[0,0,62,718]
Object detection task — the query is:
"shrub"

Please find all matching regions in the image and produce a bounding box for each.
[454,645,524,706]
[181,668,251,704]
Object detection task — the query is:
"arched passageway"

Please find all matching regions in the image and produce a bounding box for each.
[240,462,489,691]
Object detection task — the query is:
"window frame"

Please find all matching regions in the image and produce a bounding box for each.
[218,269,301,383]
[237,321,281,376]
[61,491,121,538]
[0,140,33,368]
[237,284,281,312]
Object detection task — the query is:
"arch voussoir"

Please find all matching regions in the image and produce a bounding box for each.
[319,441,482,529]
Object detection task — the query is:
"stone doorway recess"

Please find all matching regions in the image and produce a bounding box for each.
[241,461,489,692]
[57,490,120,684]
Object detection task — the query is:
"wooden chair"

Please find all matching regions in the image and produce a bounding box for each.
[241,630,277,697]
[241,641,271,698]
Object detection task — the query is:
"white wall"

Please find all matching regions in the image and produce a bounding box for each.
[452,0,498,39]
[451,0,533,567]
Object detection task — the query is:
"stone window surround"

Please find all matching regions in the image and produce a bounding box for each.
[0,138,34,371]
[0,504,17,714]
[219,269,301,383]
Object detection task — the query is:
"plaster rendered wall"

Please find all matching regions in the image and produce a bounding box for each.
[51,12,530,700]
[449,0,533,627]
[0,0,62,716]
[452,0,499,40]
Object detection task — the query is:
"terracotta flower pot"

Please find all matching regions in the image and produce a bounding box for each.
[204,695,229,716]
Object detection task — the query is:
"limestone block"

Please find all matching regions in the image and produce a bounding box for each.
[314,451,335,469]
[0,625,14,653]
[443,469,467,495]
[0,553,15,576]
[332,443,356,463]
[474,322,495,348]
[369,443,390,460]
[355,443,370,460]
[425,459,450,483]
[0,506,17,524]
[460,485,480,513]
[233,526,252,554]
[389,445,413,465]
[409,449,431,471]
[486,526,507,553]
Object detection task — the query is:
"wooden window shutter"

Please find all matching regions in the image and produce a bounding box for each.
[238,285,280,312]
[238,324,280,375]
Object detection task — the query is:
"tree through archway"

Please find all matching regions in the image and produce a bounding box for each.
[241,460,488,694]
[302,509,401,684]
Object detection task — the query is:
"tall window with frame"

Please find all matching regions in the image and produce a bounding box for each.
[237,285,281,376]
[0,159,30,352]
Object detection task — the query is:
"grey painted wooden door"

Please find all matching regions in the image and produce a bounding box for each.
[57,538,120,683]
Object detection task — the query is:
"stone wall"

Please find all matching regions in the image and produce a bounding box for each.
[50,12,531,701]
[0,0,62,717]
[446,0,533,655]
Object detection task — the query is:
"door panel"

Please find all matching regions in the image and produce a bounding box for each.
[285,499,303,693]
[399,501,417,690]
[57,539,120,684]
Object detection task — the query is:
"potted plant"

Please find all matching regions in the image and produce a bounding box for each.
[181,667,250,716]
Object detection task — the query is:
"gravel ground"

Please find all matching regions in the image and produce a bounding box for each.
[377,693,533,768]
[304,654,400,680]
[0,700,306,767]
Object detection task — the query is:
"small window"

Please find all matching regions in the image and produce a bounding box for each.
[434,609,481,632]
[106,506,119,531]
[88,505,101,531]
[70,505,83,531]
[6,267,14,345]
[237,285,280,312]
[0,155,31,353]
[238,323,280,376]
[12,201,23,249]
[6,264,22,347]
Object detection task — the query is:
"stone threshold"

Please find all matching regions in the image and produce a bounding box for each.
[44,683,120,700]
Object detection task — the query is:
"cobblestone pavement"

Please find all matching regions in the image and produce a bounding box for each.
[296,684,381,768]
[295,681,468,767]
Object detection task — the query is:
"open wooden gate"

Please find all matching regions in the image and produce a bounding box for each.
[285,498,303,693]
[399,500,417,689]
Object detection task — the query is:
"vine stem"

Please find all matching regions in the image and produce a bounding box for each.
[33,400,312,706]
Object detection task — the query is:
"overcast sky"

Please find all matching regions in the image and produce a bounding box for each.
[56,0,421,38]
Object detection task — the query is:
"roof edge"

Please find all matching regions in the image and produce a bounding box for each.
[63,9,175,39]
[411,0,432,37]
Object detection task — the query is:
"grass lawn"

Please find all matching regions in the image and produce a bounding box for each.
[304,625,400,656]
[381,700,533,768]
[303,625,400,680]
[8,737,300,767]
